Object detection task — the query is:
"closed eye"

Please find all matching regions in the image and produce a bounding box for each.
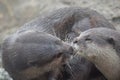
[85,38,92,42]
[85,38,91,41]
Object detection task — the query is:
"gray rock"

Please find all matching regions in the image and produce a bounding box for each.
[0,68,12,80]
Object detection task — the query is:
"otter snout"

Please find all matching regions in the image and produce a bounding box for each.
[73,37,86,51]
[61,42,74,61]
[62,42,74,53]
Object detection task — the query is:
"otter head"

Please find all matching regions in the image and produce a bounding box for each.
[73,28,120,80]
[2,30,73,80]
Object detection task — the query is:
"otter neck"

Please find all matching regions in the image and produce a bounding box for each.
[93,46,120,80]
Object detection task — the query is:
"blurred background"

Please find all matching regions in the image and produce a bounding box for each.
[0,0,120,79]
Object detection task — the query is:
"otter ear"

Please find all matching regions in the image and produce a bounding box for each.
[107,37,115,46]
[107,37,120,53]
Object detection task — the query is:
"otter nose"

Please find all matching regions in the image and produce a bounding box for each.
[73,37,79,44]
[68,46,74,55]
[73,37,85,45]
[62,42,74,57]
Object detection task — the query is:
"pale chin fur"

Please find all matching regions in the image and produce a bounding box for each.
[70,42,79,52]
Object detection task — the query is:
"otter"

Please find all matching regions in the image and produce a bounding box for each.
[2,7,115,80]
[2,30,73,80]
[73,28,120,80]
[17,7,115,42]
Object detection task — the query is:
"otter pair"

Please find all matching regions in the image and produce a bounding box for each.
[1,7,119,80]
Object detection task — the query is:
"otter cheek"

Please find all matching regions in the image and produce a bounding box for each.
[75,45,86,57]
[86,52,96,61]
[71,43,84,56]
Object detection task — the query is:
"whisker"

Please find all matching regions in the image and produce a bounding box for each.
[66,62,72,70]
[66,62,75,79]
[74,53,79,57]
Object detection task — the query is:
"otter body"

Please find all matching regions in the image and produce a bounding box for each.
[2,30,73,80]
[2,7,115,80]
[74,28,120,80]
[18,7,115,42]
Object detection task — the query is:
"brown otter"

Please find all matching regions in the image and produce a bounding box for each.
[2,7,115,80]
[2,30,73,80]
[73,28,120,80]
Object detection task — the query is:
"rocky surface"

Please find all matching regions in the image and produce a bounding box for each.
[0,0,120,79]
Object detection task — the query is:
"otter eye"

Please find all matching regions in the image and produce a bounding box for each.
[85,38,92,43]
[73,40,78,44]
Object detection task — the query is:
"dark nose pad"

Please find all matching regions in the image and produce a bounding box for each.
[62,42,75,59]
[65,46,76,59]
[73,38,79,44]
[68,46,74,55]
